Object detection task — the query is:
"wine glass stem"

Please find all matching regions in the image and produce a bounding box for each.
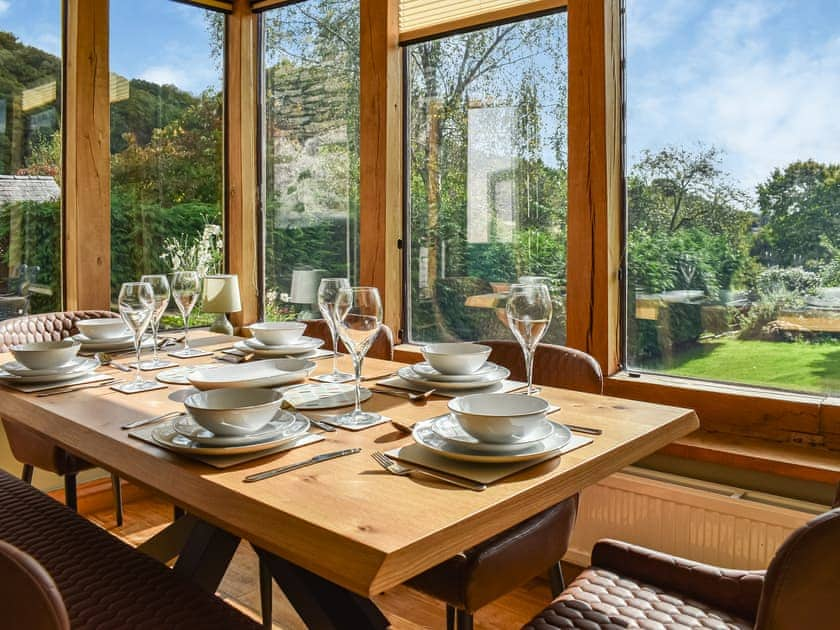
[150,320,159,363]
[134,335,143,384]
[353,354,363,414]
[330,324,340,375]
[182,312,190,351]
[525,348,535,395]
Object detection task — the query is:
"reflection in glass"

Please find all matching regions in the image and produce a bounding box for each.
[0,0,63,319]
[261,0,360,322]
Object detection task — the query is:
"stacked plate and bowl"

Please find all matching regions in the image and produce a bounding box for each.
[72,318,152,353]
[150,387,312,456]
[232,322,324,357]
[397,343,510,391]
[406,343,571,463]
[0,340,100,386]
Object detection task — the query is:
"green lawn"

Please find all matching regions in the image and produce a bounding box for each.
[646,336,840,394]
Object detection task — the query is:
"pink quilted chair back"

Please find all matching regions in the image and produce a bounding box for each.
[0,311,119,352]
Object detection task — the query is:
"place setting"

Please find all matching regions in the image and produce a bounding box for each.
[0,339,115,394]
[228,321,329,360]
[127,387,324,468]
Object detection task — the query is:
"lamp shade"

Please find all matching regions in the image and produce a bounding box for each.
[202,274,242,313]
[289,269,325,304]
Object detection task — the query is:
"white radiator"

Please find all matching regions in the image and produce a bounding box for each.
[566,468,824,570]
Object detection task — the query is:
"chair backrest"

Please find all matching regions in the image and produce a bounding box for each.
[754,506,840,629]
[478,340,604,394]
[303,319,395,361]
[0,540,70,630]
[0,310,118,352]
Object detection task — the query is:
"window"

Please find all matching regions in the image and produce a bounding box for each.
[109,0,224,324]
[404,12,568,344]
[261,0,361,321]
[625,0,840,395]
[0,1,62,319]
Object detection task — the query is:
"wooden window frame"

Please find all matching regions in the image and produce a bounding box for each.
[59,0,839,454]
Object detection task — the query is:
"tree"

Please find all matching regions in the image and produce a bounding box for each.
[756,160,840,266]
[628,145,752,236]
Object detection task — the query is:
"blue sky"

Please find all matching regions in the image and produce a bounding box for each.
[1,0,221,94]
[627,0,840,194]
[3,0,838,196]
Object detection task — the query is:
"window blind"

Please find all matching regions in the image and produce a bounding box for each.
[399,0,564,42]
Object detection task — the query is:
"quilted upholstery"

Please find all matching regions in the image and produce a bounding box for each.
[523,567,752,630]
[0,540,70,630]
[0,469,260,629]
[0,310,119,352]
[0,310,119,475]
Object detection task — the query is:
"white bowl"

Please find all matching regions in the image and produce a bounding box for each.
[183,388,285,437]
[248,322,307,346]
[76,318,131,340]
[448,393,550,444]
[421,343,491,375]
[10,340,81,371]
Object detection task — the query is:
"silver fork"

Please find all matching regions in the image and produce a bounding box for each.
[371,451,486,491]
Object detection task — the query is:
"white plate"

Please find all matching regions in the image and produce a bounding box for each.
[151,416,310,455]
[235,337,324,356]
[1,357,98,378]
[156,364,220,385]
[73,334,153,351]
[397,366,508,390]
[281,382,372,410]
[429,414,555,452]
[0,360,99,384]
[409,361,510,384]
[186,358,316,390]
[412,419,572,463]
[172,411,304,446]
[74,331,134,345]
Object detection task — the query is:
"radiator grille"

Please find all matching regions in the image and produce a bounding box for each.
[566,469,819,570]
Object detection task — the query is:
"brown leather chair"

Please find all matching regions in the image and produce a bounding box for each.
[407,341,603,630]
[524,494,840,629]
[0,540,70,630]
[303,318,395,360]
[0,310,123,524]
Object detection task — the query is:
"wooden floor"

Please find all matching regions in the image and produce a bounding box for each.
[86,495,570,629]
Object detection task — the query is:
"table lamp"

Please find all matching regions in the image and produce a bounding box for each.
[289,269,325,319]
[202,274,242,335]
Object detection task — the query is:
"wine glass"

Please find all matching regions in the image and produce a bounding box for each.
[140,274,171,369]
[506,283,552,395]
[117,282,156,392]
[333,287,383,426]
[313,277,354,383]
[171,271,201,357]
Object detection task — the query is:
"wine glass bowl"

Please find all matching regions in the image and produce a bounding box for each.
[314,277,354,384]
[118,282,157,392]
[506,283,552,395]
[333,286,383,425]
[140,274,171,368]
[171,270,202,357]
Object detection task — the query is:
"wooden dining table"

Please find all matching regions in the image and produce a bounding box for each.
[0,331,699,628]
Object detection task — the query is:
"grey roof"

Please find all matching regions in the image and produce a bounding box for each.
[0,175,60,205]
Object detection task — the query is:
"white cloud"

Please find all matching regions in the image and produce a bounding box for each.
[0,1,10,14]
[139,65,186,88]
[628,0,840,194]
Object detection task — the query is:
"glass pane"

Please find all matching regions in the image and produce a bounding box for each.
[405,13,568,344]
[626,1,840,394]
[0,1,62,319]
[262,0,361,321]
[110,1,224,327]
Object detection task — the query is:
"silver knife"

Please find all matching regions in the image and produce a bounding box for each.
[244,448,361,482]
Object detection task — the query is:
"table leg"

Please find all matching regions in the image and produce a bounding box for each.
[173,518,241,593]
[254,545,389,630]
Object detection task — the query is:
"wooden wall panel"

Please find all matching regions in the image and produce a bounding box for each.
[565,0,622,374]
[359,0,403,337]
[226,0,260,328]
[63,0,111,310]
